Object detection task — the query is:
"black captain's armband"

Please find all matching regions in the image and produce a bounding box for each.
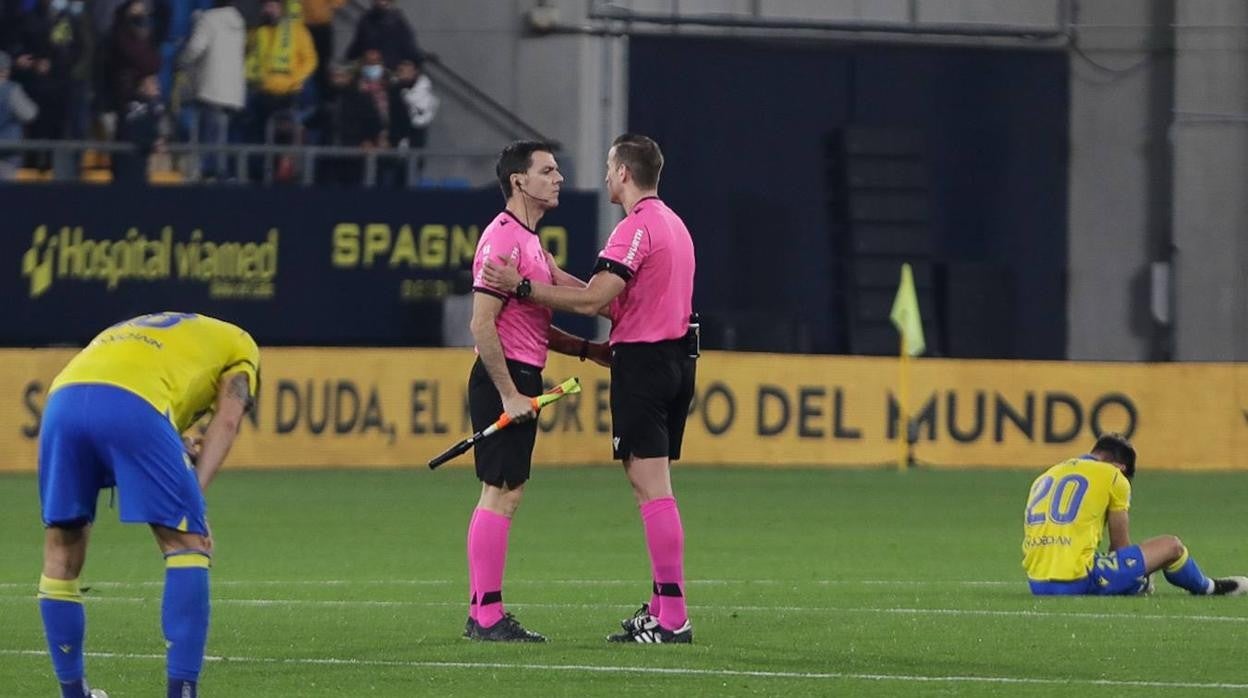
[593,257,633,281]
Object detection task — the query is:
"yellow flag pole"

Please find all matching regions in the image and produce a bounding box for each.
[898,332,910,469]
[891,262,924,469]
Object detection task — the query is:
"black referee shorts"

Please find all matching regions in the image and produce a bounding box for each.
[609,340,697,461]
[467,357,543,488]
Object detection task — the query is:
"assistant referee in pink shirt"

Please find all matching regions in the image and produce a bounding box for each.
[464,140,609,643]
[483,133,698,644]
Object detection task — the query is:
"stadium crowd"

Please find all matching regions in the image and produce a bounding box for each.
[0,0,438,184]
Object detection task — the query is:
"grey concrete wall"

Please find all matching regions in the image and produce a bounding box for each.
[1066,0,1248,361]
[1065,0,1170,361]
[1171,0,1248,360]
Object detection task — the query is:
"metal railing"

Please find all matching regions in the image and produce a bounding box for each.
[527,0,1073,45]
[1,139,499,187]
[420,53,559,148]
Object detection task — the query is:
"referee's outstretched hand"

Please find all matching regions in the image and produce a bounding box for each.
[483,257,521,293]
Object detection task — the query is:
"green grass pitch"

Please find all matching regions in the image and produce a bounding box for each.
[2,466,1247,696]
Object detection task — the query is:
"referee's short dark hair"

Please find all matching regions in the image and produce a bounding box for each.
[612,133,664,189]
[1092,433,1136,480]
[496,140,555,200]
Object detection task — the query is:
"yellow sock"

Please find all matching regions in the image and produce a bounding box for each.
[165,552,212,569]
[37,575,83,604]
[1165,547,1190,573]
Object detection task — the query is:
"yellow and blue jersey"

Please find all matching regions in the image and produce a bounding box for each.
[1021,456,1131,582]
[51,312,260,433]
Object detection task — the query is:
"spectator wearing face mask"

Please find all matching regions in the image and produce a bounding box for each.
[344,0,419,70]
[381,57,436,187]
[356,47,387,135]
[179,0,245,179]
[63,0,92,144]
[10,0,83,170]
[91,0,129,37]
[112,72,166,184]
[308,61,382,186]
[244,0,315,143]
[387,58,435,149]
[0,50,40,181]
[98,0,160,139]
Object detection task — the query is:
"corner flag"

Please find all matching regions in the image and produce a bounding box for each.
[890,263,926,357]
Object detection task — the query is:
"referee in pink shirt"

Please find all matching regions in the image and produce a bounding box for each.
[464,141,610,643]
[483,134,698,643]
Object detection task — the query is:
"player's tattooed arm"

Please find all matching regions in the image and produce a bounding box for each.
[196,370,253,491]
[227,372,254,412]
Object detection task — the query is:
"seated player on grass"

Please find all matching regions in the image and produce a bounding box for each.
[1022,433,1247,596]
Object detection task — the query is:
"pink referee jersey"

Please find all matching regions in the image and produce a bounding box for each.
[595,196,695,344]
[472,211,555,368]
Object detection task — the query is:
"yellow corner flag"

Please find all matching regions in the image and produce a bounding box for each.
[890,263,926,357]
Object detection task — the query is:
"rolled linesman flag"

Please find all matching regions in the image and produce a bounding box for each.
[890,263,926,356]
[427,377,582,469]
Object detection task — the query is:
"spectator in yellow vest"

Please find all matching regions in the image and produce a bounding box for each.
[244,0,315,98]
[243,0,315,146]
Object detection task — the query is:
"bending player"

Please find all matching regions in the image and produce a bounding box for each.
[36,312,259,698]
[1023,433,1247,596]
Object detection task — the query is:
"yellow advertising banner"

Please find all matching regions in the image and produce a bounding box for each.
[2,348,1246,472]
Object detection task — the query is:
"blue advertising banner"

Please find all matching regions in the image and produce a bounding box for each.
[2,186,598,346]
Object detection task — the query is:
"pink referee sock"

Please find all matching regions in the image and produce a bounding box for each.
[469,508,511,628]
[466,508,481,622]
[641,496,687,630]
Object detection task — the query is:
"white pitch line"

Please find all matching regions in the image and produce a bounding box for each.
[0,578,1021,590]
[2,595,1246,624]
[0,649,1245,690]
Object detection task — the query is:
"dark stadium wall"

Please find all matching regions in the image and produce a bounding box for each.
[628,36,1069,359]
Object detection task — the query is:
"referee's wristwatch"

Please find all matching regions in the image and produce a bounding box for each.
[515,277,533,299]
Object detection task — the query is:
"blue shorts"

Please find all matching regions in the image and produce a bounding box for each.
[1028,545,1150,596]
[38,384,207,534]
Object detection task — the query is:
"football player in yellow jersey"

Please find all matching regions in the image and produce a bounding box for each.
[36,312,259,698]
[1023,433,1247,597]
